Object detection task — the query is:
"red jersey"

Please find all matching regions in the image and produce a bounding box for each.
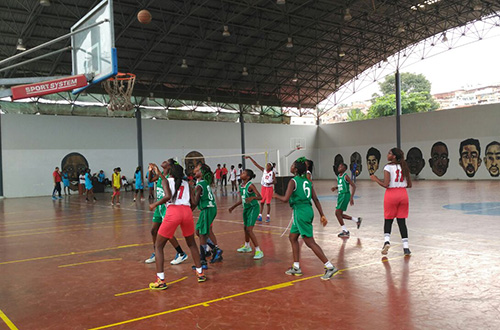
[215,169,222,179]
[53,171,62,182]
[222,167,228,175]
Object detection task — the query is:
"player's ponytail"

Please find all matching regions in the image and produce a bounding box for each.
[306,159,314,173]
[391,148,410,182]
[169,163,184,202]
[200,164,214,185]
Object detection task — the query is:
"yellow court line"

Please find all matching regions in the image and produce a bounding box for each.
[0,243,150,266]
[88,255,404,330]
[114,277,188,297]
[0,308,19,330]
[59,258,123,268]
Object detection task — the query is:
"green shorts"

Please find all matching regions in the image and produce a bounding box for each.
[152,204,166,223]
[196,207,217,235]
[243,204,260,227]
[336,193,351,212]
[290,206,314,238]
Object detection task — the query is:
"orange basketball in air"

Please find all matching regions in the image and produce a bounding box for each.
[137,9,152,24]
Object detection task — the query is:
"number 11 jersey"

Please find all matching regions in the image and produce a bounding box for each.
[384,164,408,188]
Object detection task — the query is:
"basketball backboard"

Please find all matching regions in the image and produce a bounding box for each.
[71,0,117,94]
[290,138,306,150]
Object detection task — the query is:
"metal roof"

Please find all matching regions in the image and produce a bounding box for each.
[1,0,499,108]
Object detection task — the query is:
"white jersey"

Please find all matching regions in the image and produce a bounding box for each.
[166,177,191,206]
[307,170,312,180]
[79,175,85,184]
[230,169,237,181]
[384,164,408,188]
[237,168,242,180]
[261,169,275,187]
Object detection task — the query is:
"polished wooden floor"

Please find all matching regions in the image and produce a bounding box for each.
[1,180,500,329]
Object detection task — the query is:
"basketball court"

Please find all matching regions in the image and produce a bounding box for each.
[1,1,500,329]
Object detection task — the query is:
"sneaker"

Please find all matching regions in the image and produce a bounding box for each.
[133,198,136,202]
[201,259,208,270]
[52,196,57,201]
[338,230,350,238]
[149,277,167,290]
[210,248,223,263]
[321,267,339,280]
[58,196,64,199]
[356,217,363,229]
[205,249,212,259]
[265,215,270,223]
[145,253,155,264]
[111,202,114,206]
[285,267,303,276]
[403,248,411,256]
[257,215,262,222]
[116,202,120,206]
[253,250,264,259]
[170,253,188,265]
[237,245,252,253]
[382,242,391,255]
[197,271,207,283]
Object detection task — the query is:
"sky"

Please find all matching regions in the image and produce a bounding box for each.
[341,26,500,103]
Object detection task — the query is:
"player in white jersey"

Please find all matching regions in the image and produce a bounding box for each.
[245,156,276,223]
[229,165,237,194]
[148,162,206,290]
[306,159,314,181]
[370,148,412,256]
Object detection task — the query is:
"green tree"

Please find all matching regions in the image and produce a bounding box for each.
[346,108,366,121]
[367,72,440,118]
[379,72,432,95]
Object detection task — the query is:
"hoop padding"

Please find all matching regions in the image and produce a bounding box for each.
[102,72,136,111]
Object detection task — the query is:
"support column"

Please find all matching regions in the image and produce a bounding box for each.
[395,70,402,149]
[239,106,246,169]
[136,108,143,171]
[0,113,3,197]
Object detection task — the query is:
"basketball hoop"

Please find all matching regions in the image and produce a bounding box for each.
[102,72,136,111]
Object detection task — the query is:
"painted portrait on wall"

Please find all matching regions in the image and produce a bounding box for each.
[483,141,500,177]
[429,142,449,177]
[459,138,481,178]
[333,154,344,177]
[349,152,362,176]
[366,147,381,175]
[406,147,425,176]
[184,151,205,178]
[61,152,89,190]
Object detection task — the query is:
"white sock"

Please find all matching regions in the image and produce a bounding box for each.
[255,246,261,252]
[402,238,409,249]
[324,261,334,269]
[341,225,348,232]
[244,241,250,248]
[352,217,359,222]
[196,267,202,274]
[384,234,391,243]
[266,214,270,218]
[293,262,300,269]
[259,213,262,217]
[156,272,165,280]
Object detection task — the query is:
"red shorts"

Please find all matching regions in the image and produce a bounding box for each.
[112,188,120,196]
[384,188,409,219]
[158,205,195,239]
[260,186,273,204]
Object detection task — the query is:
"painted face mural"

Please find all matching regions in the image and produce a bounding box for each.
[349,152,362,176]
[61,152,89,189]
[429,142,449,177]
[184,151,205,177]
[484,141,500,177]
[406,147,425,176]
[366,147,381,175]
[459,138,481,178]
[333,154,344,177]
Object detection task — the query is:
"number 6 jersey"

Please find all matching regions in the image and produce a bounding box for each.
[384,164,408,188]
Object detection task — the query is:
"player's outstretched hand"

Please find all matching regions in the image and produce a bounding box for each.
[228,207,234,213]
[320,216,328,227]
[331,186,337,192]
[149,203,156,212]
[370,174,378,182]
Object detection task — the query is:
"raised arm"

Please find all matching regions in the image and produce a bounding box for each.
[149,178,172,211]
[245,156,264,172]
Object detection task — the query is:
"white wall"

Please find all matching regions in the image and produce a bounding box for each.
[1,115,317,197]
[317,104,500,180]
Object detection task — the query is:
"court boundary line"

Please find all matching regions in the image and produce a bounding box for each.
[114,277,188,296]
[0,308,19,330]
[88,256,404,330]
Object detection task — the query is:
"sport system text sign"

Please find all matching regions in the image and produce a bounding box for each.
[11,75,88,100]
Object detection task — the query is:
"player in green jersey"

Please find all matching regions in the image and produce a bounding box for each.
[192,163,223,267]
[229,169,264,260]
[331,163,362,238]
[274,157,339,280]
[144,160,188,265]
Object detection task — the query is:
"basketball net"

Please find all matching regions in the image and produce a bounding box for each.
[102,72,136,111]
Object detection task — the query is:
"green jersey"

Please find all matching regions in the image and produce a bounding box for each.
[240,181,259,209]
[196,180,216,210]
[289,176,312,208]
[337,173,350,195]
[156,173,170,201]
